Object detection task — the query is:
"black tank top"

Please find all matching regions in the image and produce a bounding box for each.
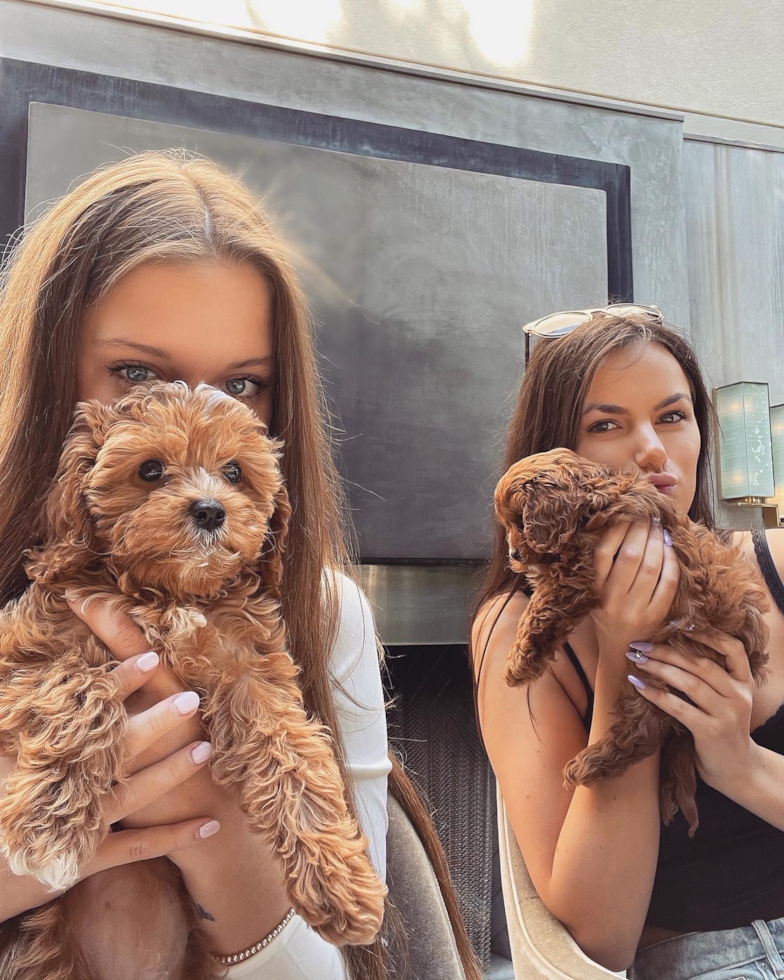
[566,529,784,932]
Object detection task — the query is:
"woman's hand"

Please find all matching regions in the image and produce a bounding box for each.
[590,518,680,665]
[87,651,220,872]
[67,598,293,953]
[625,630,757,794]
[66,596,232,867]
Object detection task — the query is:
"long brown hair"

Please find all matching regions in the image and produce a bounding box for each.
[0,151,480,980]
[471,312,721,657]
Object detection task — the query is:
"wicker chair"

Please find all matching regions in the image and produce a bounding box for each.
[496,786,627,979]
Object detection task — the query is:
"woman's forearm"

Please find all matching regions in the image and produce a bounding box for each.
[0,858,63,923]
[545,648,662,972]
[173,804,292,954]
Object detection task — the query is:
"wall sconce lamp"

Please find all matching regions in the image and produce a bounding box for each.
[714,382,776,505]
[765,403,784,525]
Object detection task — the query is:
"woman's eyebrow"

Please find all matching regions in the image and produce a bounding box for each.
[583,401,628,416]
[96,339,169,359]
[582,392,692,416]
[225,355,274,371]
[654,392,692,410]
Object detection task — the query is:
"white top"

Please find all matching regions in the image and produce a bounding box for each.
[228,573,391,979]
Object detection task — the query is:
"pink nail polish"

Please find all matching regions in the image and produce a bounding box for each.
[628,674,647,691]
[626,650,649,664]
[663,529,673,547]
[173,691,200,715]
[136,651,159,672]
[630,641,653,653]
[198,820,220,839]
[190,741,212,765]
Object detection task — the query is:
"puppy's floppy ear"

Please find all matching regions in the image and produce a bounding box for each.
[26,401,112,584]
[517,480,582,555]
[258,479,291,596]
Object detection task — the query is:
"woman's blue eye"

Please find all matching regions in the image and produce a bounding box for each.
[224,377,270,400]
[226,378,249,396]
[115,364,159,385]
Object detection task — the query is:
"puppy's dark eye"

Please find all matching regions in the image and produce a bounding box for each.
[138,460,165,482]
[223,462,242,484]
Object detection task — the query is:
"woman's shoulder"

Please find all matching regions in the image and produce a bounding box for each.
[325,569,374,634]
[324,570,389,783]
[323,568,378,685]
[735,527,784,578]
[762,527,784,578]
[471,589,530,684]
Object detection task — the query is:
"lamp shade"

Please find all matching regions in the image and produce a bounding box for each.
[769,403,784,511]
[715,382,775,502]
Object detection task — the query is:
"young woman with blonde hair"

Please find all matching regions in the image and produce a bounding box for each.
[0,150,478,980]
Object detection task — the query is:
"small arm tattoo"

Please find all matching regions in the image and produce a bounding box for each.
[194,902,215,922]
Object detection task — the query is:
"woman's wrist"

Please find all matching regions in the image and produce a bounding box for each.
[0,864,67,923]
[595,636,637,692]
[716,740,769,807]
[173,806,292,953]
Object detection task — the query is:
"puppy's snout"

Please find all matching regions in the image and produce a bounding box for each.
[189,498,226,532]
[510,549,522,562]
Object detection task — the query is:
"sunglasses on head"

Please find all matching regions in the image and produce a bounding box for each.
[522,304,663,365]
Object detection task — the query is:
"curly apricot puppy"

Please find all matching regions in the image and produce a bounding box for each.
[0,383,385,980]
[494,447,769,836]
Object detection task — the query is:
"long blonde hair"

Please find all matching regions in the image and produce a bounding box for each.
[0,151,480,980]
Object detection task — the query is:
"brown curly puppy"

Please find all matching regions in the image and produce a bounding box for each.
[0,383,385,979]
[494,447,769,836]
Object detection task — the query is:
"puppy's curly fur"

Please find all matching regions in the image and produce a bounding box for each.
[0,383,385,979]
[494,448,769,836]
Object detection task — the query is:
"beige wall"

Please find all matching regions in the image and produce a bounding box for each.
[68,0,784,133]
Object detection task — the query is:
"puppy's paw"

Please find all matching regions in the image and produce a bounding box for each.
[294,848,386,947]
[4,844,80,891]
[562,756,581,789]
[504,646,542,686]
[314,892,385,947]
[562,745,614,788]
[317,918,382,948]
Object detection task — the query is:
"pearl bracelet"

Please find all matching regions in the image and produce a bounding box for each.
[212,908,297,966]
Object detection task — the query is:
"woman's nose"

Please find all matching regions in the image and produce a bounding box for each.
[634,428,667,471]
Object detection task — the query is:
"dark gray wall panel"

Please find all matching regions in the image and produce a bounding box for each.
[25,103,608,560]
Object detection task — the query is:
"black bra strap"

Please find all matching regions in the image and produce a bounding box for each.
[752,530,784,617]
[563,640,594,727]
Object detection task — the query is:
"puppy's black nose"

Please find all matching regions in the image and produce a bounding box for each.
[510,549,521,562]
[189,499,225,532]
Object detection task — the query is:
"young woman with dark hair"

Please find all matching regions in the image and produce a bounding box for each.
[473,309,784,979]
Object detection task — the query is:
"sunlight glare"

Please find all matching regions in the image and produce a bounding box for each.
[463,0,534,67]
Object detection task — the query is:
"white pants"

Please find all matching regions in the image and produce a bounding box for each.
[225,916,348,980]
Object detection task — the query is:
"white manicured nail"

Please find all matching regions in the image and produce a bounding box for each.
[137,652,159,672]
[190,742,212,765]
[173,691,200,715]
